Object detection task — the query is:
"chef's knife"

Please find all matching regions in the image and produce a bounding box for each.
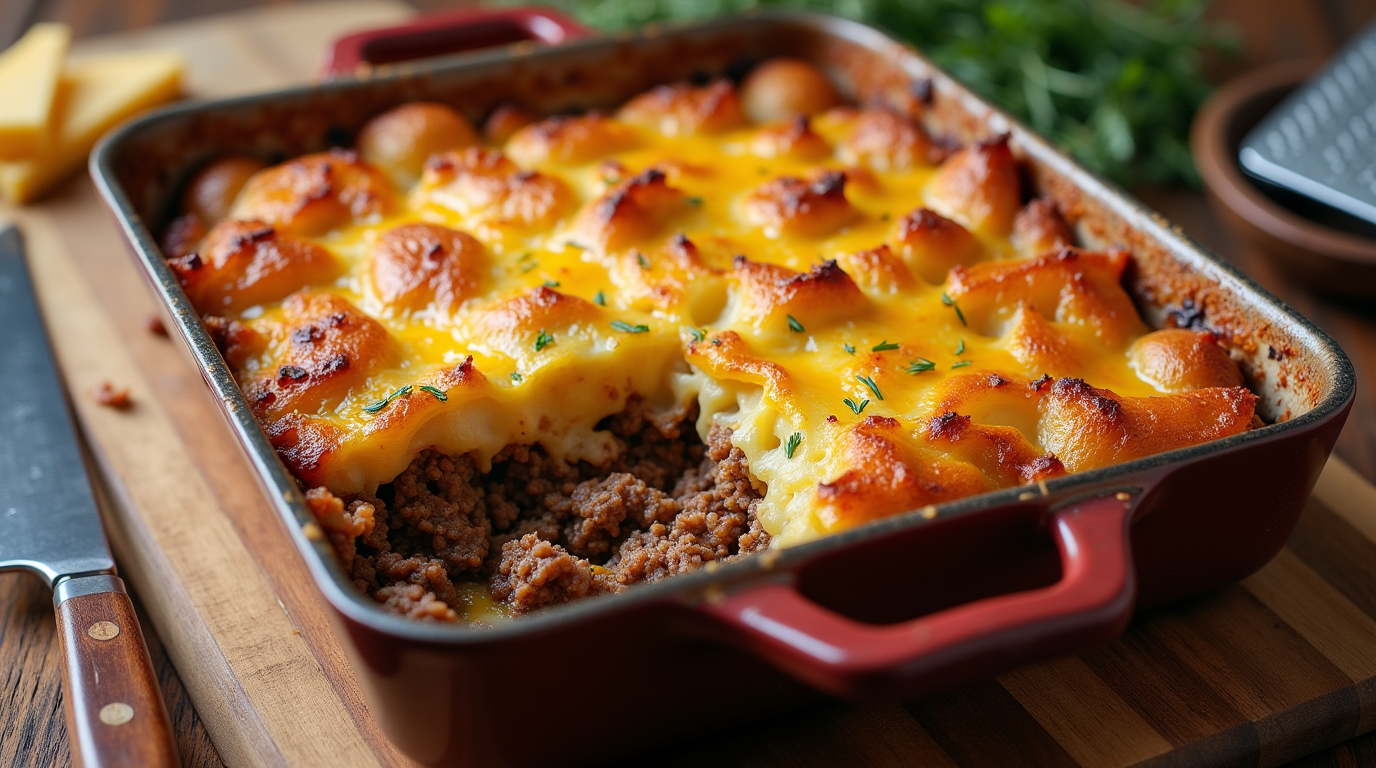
[0,225,178,768]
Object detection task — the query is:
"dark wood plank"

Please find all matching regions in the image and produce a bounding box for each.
[0,572,223,768]
[904,678,1079,768]
[1286,501,1376,623]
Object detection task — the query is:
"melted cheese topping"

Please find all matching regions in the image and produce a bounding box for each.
[181,83,1255,548]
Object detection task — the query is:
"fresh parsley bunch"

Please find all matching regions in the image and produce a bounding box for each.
[517,0,1233,186]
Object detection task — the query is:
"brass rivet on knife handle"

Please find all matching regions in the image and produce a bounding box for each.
[88,621,120,641]
[55,576,178,768]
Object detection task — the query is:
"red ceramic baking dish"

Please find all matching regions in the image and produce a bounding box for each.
[90,9,1355,766]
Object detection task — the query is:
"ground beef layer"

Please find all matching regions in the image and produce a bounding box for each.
[306,401,770,622]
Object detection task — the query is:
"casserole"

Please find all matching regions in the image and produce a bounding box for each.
[91,10,1354,766]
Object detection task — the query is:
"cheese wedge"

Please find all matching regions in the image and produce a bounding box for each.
[0,23,71,160]
[0,50,183,204]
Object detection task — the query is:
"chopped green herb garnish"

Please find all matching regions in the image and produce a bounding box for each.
[687,327,706,342]
[843,397,869,415]
[637,253,651,268]
[686,196,704,206]
[785,431,803,459]
[906,358,937,374]
[941,293,967,326]
[856,374,883,401]
[951,360,974,369]
[510,372,523,382]
[880,212,891,221]
[954,338,966,355]
[786,315,805,333]
[543,279,561,288]
[520,261,539,274]
[362,384,412,413]
[593,290,606,306]
[518,251,534,261]
[534,329,554,351]
[610,320,650,333]
[872,340,900,352]
[843,343,856,355]
[417,385,448,402]
[566,241,588,251]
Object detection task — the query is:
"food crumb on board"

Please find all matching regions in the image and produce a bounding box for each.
[301,521,324,542]
[90,381,131,409]
[146,314,168,336]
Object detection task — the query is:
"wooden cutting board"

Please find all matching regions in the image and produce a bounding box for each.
[6,3,1376,766]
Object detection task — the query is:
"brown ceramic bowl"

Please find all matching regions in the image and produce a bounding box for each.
[1192,58,1376,297]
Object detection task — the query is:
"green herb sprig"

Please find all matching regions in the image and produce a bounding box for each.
[941,293,967,327]
[610,320,650,333]
[785,431,803,459]
[523,0,1230,186]
[535,329,554,351]
[362,385,412,414]
[844,397,869,415]
[856,374,883,401]
[417,385,448,401]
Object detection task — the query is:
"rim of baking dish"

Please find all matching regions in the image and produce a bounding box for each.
[91,9,1355,645]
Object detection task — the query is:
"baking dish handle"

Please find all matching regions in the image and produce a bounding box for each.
[324,6,591,79]
[701,493,1137,698]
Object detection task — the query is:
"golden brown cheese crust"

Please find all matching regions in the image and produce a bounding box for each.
[366,223,485,314]
[172,58,1255,554]
[618,80,748,136]
[171,220,337,312]
[416,147,573,230]
[232,149,397,236]
[357,102,477,187]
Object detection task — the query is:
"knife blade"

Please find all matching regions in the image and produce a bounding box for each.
[0,225,115,584]
[0,225,178,768]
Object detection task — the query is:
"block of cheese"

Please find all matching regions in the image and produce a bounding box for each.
[0,50,183,204]
[0,23,70,160]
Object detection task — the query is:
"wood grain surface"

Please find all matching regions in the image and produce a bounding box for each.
[2,1,1376,767]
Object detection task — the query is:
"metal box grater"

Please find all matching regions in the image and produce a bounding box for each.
[1240,21,1376,227]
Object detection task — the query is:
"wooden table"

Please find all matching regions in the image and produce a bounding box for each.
[2,1,1375,766]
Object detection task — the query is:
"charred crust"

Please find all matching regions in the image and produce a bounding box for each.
[228,225,276,250]
[911,78,934,105]
[781,259,848,289]
[171,252,203,274]
[928,411,970,440]
[898,207,963,239]
[1030,373,1053,391]
[277,365,309,385]
[1167,297,1207,331]
[812,170,847,196]
[988,374,1009,388]
[1268,345,1285,361]
[1053,377,1122,419]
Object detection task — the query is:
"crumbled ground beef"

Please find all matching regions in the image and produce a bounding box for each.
[309,399,770,622]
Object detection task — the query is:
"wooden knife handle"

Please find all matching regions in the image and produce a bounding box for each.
[54,575,179,768]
